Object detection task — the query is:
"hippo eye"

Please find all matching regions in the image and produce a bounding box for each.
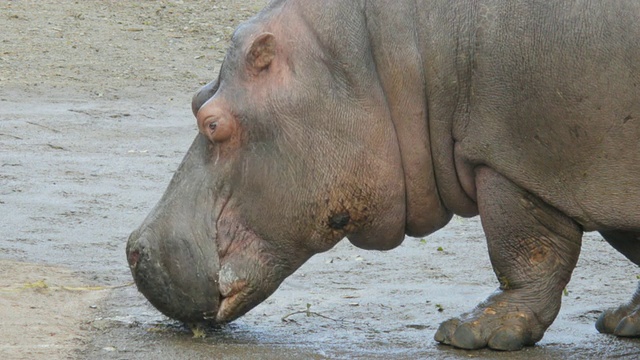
[208,122,218,132]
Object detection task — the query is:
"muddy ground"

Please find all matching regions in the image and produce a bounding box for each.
[1,1,639,359]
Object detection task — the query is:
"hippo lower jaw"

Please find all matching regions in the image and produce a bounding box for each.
[215,280,249,323]
[213,247,292,324]
[213,264,247,322]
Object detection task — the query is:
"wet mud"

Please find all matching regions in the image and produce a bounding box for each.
[2,1,640,359]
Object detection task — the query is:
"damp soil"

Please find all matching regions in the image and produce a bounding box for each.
[1,1,640,359]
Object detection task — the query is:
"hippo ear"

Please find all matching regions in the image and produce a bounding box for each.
[246,33,276,74]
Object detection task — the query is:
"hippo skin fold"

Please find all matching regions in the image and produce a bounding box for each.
[126,0,640,351]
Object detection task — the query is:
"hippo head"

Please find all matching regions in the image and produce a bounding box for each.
[127,4,418,325]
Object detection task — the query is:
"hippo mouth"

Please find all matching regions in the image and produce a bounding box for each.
[214,279,249,322]
[211,247,277,323]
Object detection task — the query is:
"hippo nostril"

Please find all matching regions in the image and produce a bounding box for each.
[128,249,141,268]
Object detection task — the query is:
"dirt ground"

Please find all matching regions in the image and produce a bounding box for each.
[1,1,640,359]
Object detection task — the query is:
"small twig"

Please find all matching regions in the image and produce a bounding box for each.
[61,282,135,291]
[26,121,60,133]
[0,132,22,140]
[281,303,340,322]
[0,280,134,292]
[46,143,67,151]
[68,109,94,116]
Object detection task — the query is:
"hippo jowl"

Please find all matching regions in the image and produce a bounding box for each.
[126,0,640,351]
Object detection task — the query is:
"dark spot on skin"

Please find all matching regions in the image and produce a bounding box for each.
[623,115,633,124]
[329,212,350,230]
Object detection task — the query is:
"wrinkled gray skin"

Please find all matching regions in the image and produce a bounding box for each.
[127,0,640,351]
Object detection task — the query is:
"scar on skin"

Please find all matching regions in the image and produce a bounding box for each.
[484,308,497,315]
[530,246,549,264]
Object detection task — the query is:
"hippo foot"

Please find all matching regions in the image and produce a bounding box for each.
[596,305,640,337]
[434,292,548,351]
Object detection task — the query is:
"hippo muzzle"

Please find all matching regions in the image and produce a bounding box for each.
[126,204,288,325]
[125,134,231,324]
[125,129,286,325]
[127,226,221,323]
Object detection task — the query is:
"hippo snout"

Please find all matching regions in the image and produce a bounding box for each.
[126,229,221,324]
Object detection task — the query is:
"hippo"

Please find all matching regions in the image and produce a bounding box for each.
[126,0,640,351]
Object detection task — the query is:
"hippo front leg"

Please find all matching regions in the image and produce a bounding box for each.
[435,167,582,351]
